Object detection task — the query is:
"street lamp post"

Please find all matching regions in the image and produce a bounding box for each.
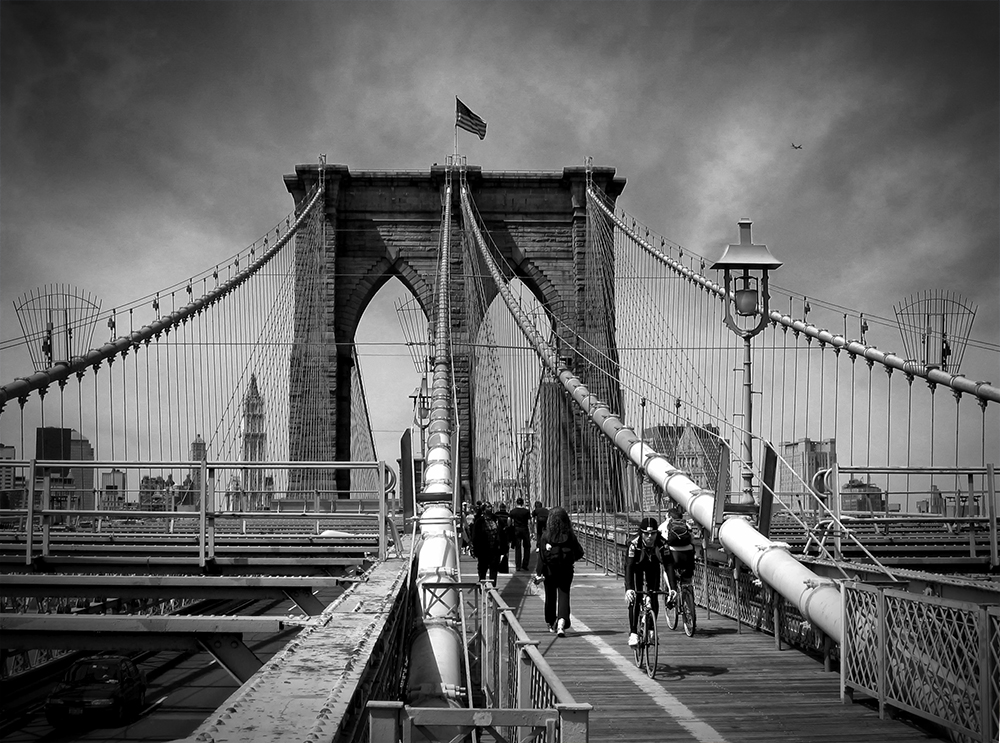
[711,219,782,507]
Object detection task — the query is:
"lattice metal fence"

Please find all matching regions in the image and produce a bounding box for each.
[843,582,999,743]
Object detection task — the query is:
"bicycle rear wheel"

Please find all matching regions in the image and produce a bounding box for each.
[665,593,679,630]
[682,586,696,637]
[644,612,658,678]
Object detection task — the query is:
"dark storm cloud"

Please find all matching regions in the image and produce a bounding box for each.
[2,1,997,431]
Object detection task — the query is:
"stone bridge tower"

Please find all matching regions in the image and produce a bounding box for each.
[283,163,626,504]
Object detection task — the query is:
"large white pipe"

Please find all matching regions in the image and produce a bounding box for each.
[463,180,844,643]
[406,623,465,709]
[404,167,468,731]
[416,531,459,619]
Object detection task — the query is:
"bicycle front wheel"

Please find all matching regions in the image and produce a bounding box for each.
[682,586,697,637]
[634,614,644,667]
[644,612,658,678]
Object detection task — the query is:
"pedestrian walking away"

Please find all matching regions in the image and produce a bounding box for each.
[531,500,549,550]
[495,502,511,573]
[508,497,532,571]
[533,506,584,637]
[471,503,501,586]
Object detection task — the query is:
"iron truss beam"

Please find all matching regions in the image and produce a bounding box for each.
[0,556,367,576]
[0,575,362,615]
[0,615,313,683]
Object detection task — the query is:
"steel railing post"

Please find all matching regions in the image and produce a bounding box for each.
[206,464,216,561]
[515,638,540,743]
[556,703,590,743]
[831,463,843,561]
[198,461,207,568]
[41,468,51,558]
[379,461,387,560]
[876,585,886,719]
[840,582,849,703]
[367,700,403,740]
[977,604,990,743]
[987,463,997,569]
[25,459,36,566]
[480,584,490,702]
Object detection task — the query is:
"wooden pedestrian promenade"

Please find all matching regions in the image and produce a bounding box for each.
[466,553,942,743]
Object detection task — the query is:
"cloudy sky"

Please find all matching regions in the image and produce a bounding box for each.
[2,1,997,459]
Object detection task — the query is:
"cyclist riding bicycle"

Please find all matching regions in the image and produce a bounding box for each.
[660,505,695,599]
[624,516,676,647]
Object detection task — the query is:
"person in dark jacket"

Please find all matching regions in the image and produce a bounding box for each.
[471,503,501,585]
[533,506,584,636]
[508,497,532,571]
[495,503,511,573]
[624,516,676,647]
[531,500,549,547]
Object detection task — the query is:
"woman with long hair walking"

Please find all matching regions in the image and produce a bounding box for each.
[533,506,584,636]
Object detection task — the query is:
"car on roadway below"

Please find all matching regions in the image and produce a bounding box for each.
[45,655,147,727]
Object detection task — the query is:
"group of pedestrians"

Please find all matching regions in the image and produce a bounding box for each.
[466,497,552,583]
[464,497,585,638]
[465,495,694,646]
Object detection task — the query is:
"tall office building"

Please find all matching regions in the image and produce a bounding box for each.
[177,434,208,509]
[34,427,94,510]
[241,374,267,509]
[101,468,129,508]
[0,443,16,510]
[778,438,837,515]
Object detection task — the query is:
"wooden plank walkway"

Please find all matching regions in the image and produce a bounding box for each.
[465,553,943,743]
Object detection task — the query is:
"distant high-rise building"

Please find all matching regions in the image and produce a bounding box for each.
[177,434,208,509]
[0,443,17,510]
[139,475,174,510]
[778,438,836,515]
[241,374,267,509]
[101,468,128,508]
[0,443,15,490]
[69,430,95,510]
[190,434,207,462]
[34,427,94,511]
[841,478,885,513]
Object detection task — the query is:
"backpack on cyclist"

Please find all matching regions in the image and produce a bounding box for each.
[665,519,692,549]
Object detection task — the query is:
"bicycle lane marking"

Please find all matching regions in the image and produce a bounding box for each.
[542,575,730,743]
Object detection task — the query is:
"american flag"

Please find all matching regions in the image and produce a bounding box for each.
[456,97,487,140]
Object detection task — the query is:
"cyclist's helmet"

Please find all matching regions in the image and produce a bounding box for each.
[639,517,659,533]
